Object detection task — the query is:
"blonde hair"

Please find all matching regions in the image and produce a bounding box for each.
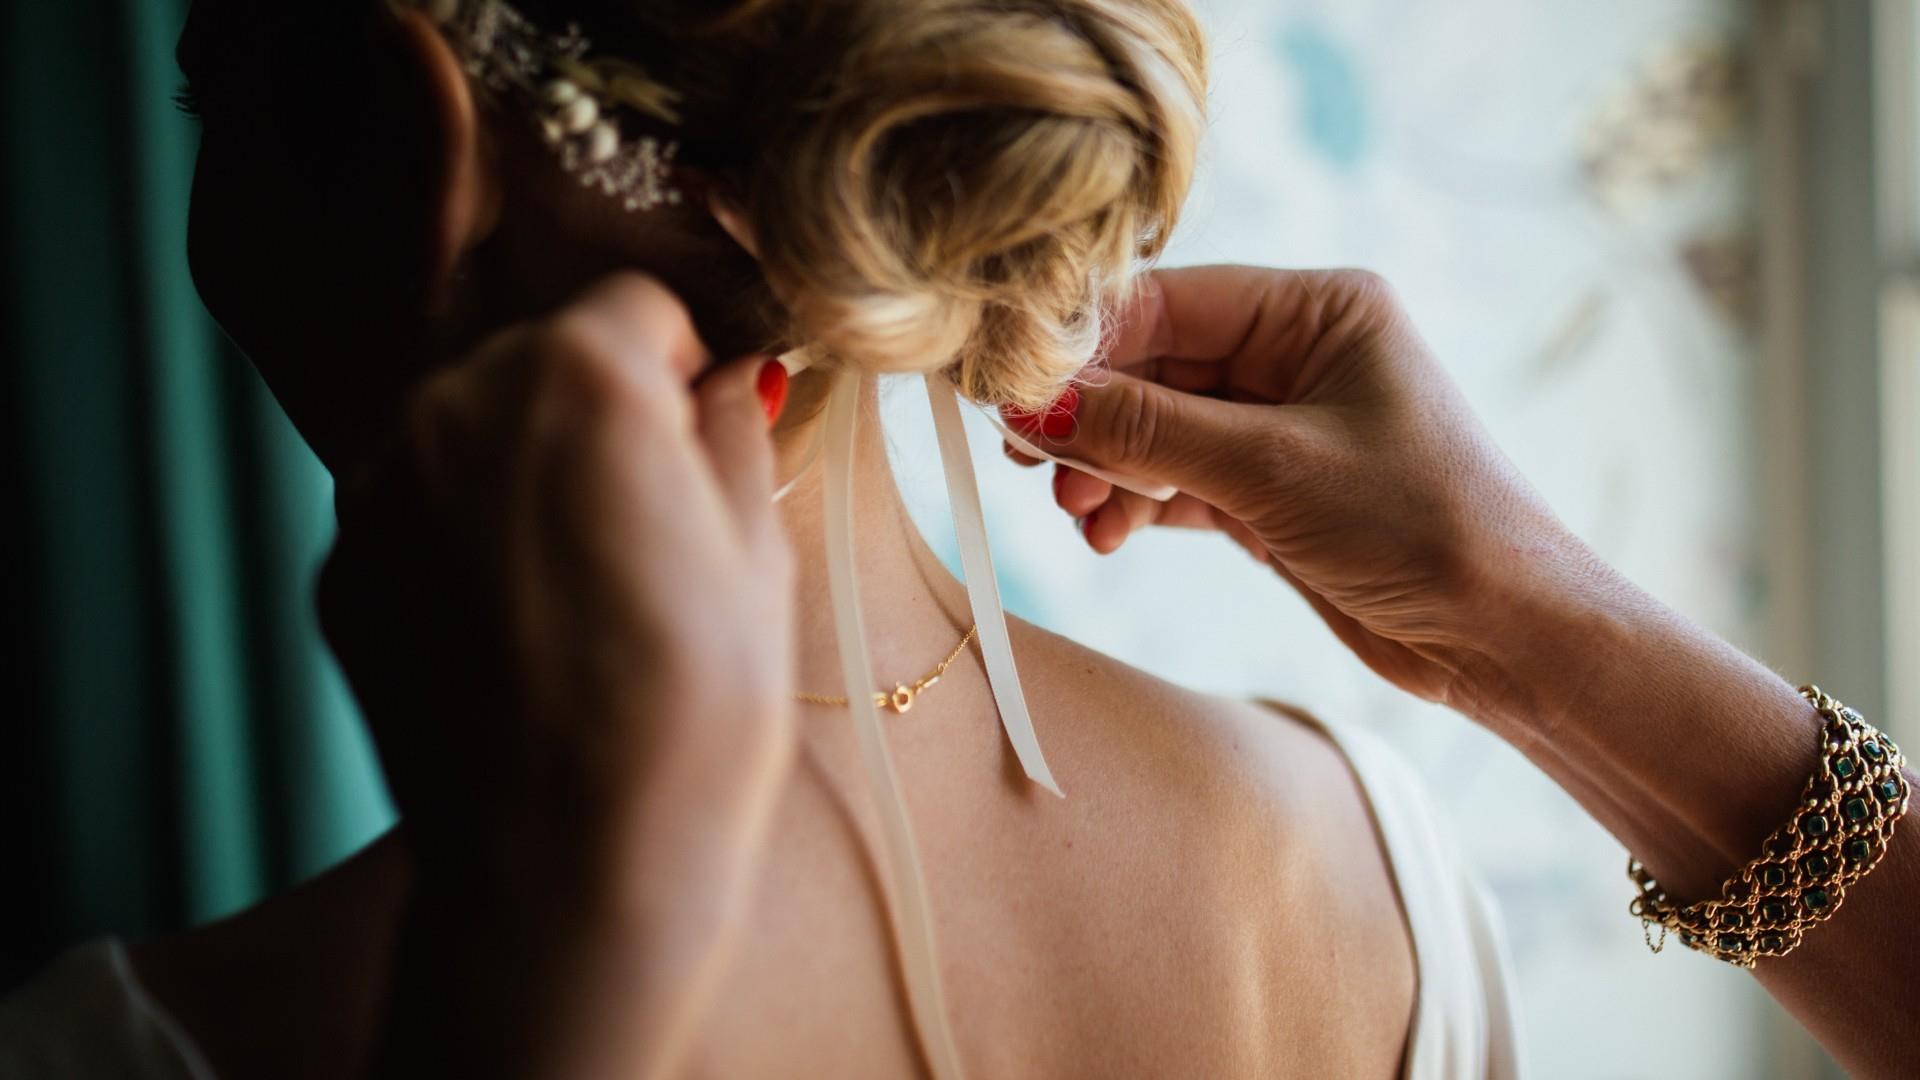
[523,0,1208,408]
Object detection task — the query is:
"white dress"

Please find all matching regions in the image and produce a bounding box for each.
[0,708,1522,1080]
[1301,710,1525,1080]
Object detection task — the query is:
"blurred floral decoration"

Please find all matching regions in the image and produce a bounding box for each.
[1580,35,1757,324]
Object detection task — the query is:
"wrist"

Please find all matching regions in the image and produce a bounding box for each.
[1439,541,1823,893]
[1439,527,1645,743]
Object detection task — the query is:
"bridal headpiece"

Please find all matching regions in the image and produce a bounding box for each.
[401,0,682,211]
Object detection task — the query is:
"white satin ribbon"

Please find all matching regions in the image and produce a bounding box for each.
[822,369,967,1080]
[925,373,1064,796]
[812,368,1120,1077]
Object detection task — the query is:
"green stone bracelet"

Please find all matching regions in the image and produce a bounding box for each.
[1627,685,1909,968]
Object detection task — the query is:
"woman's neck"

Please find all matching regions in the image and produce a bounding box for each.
[771,381,977,707]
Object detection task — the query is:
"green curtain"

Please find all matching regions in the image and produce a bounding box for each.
[0,0,394,992]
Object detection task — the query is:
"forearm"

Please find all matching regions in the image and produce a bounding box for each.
[1459,563,1918,1078]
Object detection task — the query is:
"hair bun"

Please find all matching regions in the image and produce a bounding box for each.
[732,0,1207,407]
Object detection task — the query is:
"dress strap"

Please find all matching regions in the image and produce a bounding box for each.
[1258,702,1524,1080]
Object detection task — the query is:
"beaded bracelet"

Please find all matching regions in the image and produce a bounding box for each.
[1628,685,1909,968]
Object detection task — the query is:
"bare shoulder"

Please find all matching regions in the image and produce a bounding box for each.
[1008,615,1404,875]
[999,618,1417,1075]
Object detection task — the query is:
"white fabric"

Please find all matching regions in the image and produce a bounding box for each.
[1293,709,1526,1080]
[0,941,213,1080]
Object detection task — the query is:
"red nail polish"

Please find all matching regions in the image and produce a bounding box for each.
[1001,386,1080,441]
[1000,403,1042,436]
[1051,467,1065,501]
[756,359,788,426]
[1040,386,1079,440]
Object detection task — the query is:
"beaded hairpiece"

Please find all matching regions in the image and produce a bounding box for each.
[399,0,683,211]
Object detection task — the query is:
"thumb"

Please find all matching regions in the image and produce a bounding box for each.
[1061,371,1285,512]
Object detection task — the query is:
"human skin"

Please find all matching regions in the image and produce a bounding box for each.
[159,0,1912,1075]
[1014,264,1920,1079]
[317,278,797,1080]
[155,4,1419,1079]
[175,3,805,1074]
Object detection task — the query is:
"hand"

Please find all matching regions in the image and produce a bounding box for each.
[1008,265,1608,712]
[1015,267,1920,1080]
[318,273,795,1078]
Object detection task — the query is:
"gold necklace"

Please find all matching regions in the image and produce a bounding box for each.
[795,624,979,714]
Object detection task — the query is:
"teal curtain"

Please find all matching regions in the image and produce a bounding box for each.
[1,0,394,991]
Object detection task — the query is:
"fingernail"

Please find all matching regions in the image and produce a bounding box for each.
[1051,468,1065,501]
[756,358,788,426]
[999,402,1041,435]
[1000,386,1080,441]
[1041,386,1079,440]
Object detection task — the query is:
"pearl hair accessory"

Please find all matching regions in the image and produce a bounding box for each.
[400,0,683,211]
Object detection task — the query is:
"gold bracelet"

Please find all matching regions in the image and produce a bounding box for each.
[1628,685,1909,968]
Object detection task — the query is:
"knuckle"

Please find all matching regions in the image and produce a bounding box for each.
[1332,268,1408,327]
[530,320,656,424]
[529,315,610,375]
[1105,379,1163,466]
[579,273,700,353]
[1248,418,1302,471]
[1254,408,1324,464]
[1335,267,1394,301]
[1321,269,1418,354]
[585,272,688,323]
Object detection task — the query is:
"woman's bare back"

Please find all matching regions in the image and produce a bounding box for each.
[134,618,1415,1079]
[689,618,1415,1077]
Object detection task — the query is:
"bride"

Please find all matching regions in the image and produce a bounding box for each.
[0,0,1513,1076]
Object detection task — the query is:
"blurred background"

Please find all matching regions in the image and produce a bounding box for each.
[3,1,1915,1077]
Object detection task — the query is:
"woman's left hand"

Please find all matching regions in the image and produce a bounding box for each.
[1005,265,1578,711]
[317,273,796,1079]
[1008,264,1920,1080]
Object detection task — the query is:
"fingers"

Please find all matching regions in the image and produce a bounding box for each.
[694,356,782,549]
[403,274,710,492]
[1054,464,1111,518]
[562,272,711,385]
[1004,442,1045,467]
[1071,486,1222,554]
[1062,368,1286,512]
[1103,265,1395,405]
[1081,488,1164,554]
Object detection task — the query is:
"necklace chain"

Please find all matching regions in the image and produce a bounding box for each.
[794,625,979,714]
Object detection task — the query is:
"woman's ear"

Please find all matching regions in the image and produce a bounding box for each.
[384,8,501,307]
